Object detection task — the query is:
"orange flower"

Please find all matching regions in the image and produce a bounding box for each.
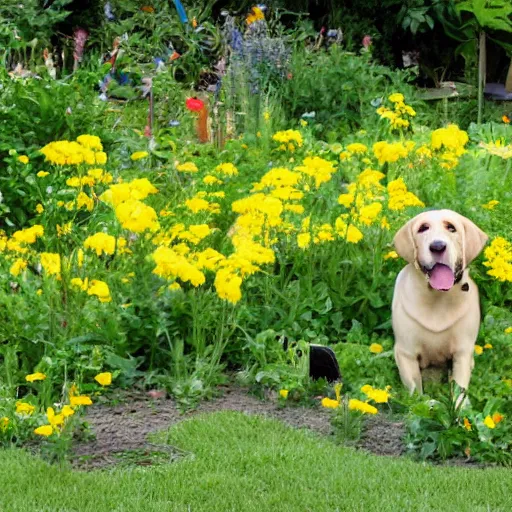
[463,418,472,431]
[502,115,510,124]
[141,6,155,13]
[492,412,504,424]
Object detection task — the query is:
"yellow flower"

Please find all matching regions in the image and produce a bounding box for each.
[34,425,53,437]
[474,345,483,355]
[18,155,29,164]
[95,151,108,165]
[203,175,223,185]
[185,197,211,213]
[505,327,512,334]
[272,130,303,148]
[70,395,93,406]
[361,385,391,403]
[87,280,112,303]
[61,405,75,418]
[66,177,81,187]
[348,399,378,414]
[15,401,35,415]
[0,417,9,432]
[300,119,308,127]
[94,372,112,386]
[37,171,49,178]
[46,407,65,428]
[152,246,206,287]
[483,237,512,282]
[263,111,270,121]
[387,177,424,211]
[482,200,499,210]
[57,222,73,238]
[373,141,409,165]
[321,397,340,409]
[484,343,493,349]
[36,289,43,296]
[176,162,199,173]
[388,93,405,103]
[168,282,182,291]
[246,5,264,24]
[279,389,289,399]
[358,202,382,226]
[76,192,94,212]
[71,277,89,291]
[295,156,336,188]
[483,415,496,429]
[384,251,398,260]
[463,418,472,430]
[36,203,44,214]
[214,268,242,304]
[84,232,118,257]
[369,343,383,354]
[115,199,159,232]
[40,252,61,276]
[215,163,239,176]
[431,124,468,156]
[10,258,27,277]
[131,151,149,161]
[335,217,363,244]
[77,134,103,151]
[346,143,368,154]
[12,225,44,244]
[26,372,47,382]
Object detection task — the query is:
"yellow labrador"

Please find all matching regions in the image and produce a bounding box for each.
[392,210,488,394]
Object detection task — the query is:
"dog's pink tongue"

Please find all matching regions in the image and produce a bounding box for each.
[429,264,455,291]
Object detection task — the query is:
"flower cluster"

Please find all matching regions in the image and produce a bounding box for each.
[479,140,512,160]
[272,130,303,152]
[430,124,469,169]
[373,141,411,165]
[41,135,107,166]
[376,93,416,131]
[336,169,424,243]
[1,372,112,442]
[483,237,512,282]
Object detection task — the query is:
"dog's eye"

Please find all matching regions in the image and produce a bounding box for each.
[417,224,429,233]
[445,223,456,233]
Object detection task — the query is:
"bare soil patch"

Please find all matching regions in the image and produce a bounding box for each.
[72,386,406,470]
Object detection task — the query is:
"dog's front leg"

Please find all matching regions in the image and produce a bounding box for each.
[394,346,423,394]
[451,350,474,391]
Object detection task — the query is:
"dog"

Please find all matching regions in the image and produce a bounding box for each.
[392,209,488,394]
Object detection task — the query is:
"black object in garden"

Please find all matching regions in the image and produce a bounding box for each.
[281,337,341,383]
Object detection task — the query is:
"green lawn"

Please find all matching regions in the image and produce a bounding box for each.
[1,411,511,511]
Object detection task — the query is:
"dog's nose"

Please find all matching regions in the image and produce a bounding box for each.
[429,240,446,253]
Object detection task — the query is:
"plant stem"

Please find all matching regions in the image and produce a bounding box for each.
[477,31,486,125]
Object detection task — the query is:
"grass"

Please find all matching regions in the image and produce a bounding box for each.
[1,411,511,511]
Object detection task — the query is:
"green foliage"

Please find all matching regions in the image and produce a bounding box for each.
[406,383,512,465]
[0,0,72,64]
[282,46,417,137]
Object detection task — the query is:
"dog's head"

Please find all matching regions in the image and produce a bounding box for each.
[394,210,488,291]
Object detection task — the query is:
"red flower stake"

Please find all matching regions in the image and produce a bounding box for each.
[186,97,205,112]
[186,97,209,143]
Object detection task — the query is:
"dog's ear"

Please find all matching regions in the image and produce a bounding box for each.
[394,218,416,263]
[462,217,488,266]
